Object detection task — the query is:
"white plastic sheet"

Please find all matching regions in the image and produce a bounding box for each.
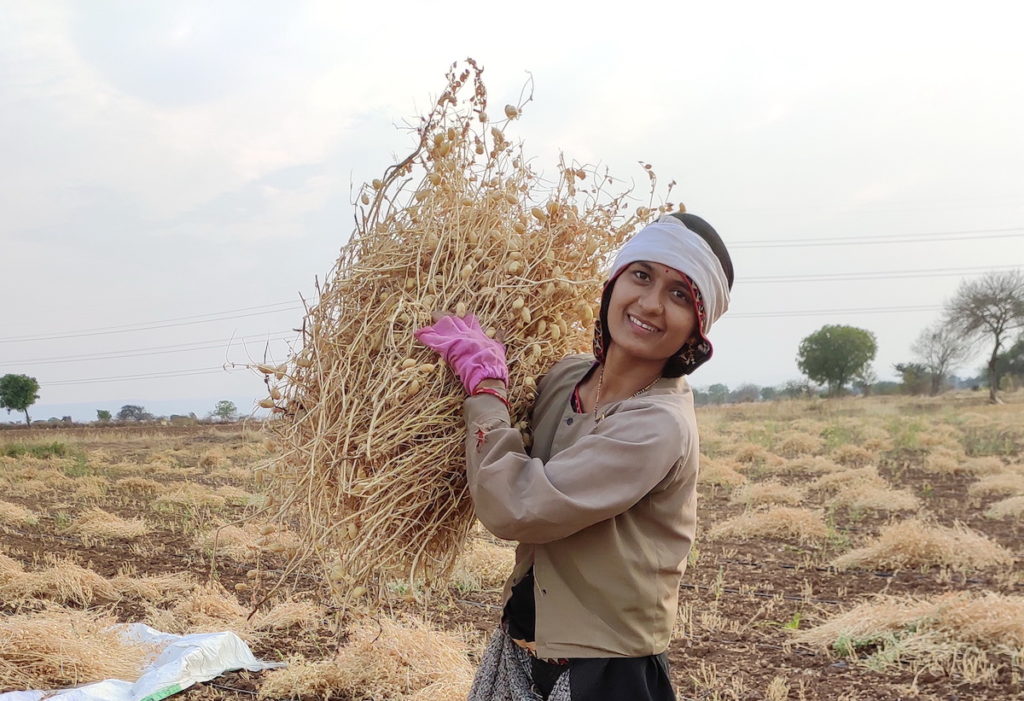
[0,624,284,701]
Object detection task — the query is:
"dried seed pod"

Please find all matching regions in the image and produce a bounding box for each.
[246,569,259,579]
[418,363,435,373]
[274,364,287,380]
[256,364,275,375]
[529,342,541,357]
[504,104,519,119]
[507,260,523,275]
[259,398,276,409]
[512,221,526,234]
[511,297,525,310]
[350,586,368,598]
[406,379,422,397]
[461,264,474,279]
[266,542,286,553]
[531,207,547,221]
[346,522,358,540]
[360,193,370,205]
[270,387,282,400]
[295,354,313,368]
[546,201,560,216]
[371,178,383,190]
[401,358,417,370]
[536,319,547,335]
[235,582,250,593]
[550,324,561,340]
[485,327,497,338]
[260,524,276,536]
[455,302,467,317]
[521,307,533,324]
[427,172,442,185]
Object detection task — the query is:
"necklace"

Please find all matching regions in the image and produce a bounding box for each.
[592,366,660,421]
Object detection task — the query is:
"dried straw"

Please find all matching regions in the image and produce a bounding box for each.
[259,59,672,598]
[0,607,155,690]
[831,518,1014,571]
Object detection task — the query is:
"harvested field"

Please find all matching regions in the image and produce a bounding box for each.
[0,394,1021,699]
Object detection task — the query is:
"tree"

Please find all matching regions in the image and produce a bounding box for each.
[796,325,878,397]
[759,386,779,401]
[729,384,761,403]
[945,269,1024,403]
[994,337,1024,389]
[117,404,154,422]
[894,362,931,395]
[212,400,238,422]
[911,322,974,395]
[705,383,730,405]
[0,374,40,427]
[96,409,112,422]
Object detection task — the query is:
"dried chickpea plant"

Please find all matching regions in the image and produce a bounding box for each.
[255,59,679,601]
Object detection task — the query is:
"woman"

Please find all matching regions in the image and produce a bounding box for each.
[416,212,734,700]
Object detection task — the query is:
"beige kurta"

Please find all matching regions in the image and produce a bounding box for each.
[463,354,700,659]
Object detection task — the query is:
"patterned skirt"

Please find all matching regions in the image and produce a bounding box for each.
[467,628,571,701]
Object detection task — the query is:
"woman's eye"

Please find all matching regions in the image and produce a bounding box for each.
[633,270,649,281]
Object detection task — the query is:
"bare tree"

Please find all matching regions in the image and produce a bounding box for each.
[945,269,1024,403]
[911,322,974,395]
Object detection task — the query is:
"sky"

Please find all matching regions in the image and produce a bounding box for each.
[2,0,1023,422]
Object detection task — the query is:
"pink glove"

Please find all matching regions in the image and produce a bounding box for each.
[414,314,508,393]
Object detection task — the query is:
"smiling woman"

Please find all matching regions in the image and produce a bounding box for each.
[416,212,734,700]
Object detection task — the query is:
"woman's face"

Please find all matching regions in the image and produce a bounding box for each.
[605,261,698,363]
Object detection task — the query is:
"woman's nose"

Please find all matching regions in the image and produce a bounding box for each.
[637,288,663,314]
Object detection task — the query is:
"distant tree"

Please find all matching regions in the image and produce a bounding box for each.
[993,337,1024,389]
[705,383,730,405]
[945,269,1024,403]
[212,400,238,422]
[911,322,974,395]
[871,380,903,396]
[117,404,154,422]
[779,379,812,399]
[894,362,931,395]
[730,384,761,403]
[0,374,40,427]
[96,409,112,423]
[797,325,878,397]
[759,386,779,402]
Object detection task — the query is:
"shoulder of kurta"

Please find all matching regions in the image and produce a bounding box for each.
[536,354,594,395]
[609,394,696,451]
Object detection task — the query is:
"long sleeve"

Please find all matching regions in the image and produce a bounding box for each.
[463,393,687,544]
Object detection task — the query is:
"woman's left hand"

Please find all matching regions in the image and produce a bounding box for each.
[414,314,508,393]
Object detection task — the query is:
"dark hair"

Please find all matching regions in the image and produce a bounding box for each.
[668,212,734,290]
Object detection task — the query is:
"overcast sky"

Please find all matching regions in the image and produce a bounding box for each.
[2,1,1023,421]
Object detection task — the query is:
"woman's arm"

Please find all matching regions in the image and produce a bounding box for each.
[464,394,688,544]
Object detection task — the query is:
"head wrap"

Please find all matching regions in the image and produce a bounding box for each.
[608,214,731,332]
[595,213,733,376]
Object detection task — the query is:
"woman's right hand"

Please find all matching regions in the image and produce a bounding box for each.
[414,314,508,393]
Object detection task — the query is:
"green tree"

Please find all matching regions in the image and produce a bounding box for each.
[0,374,40,426]
[797,325,878,397]
[117,404,153,422]
[945,269,1024,403]
[212,400,238,422]
[894,362,930,395]
[96,409,112,422]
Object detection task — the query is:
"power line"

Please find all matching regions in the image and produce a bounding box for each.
[729,305,941,319]
[732,226,1024,249]
[0,305,303,344]
[1,331,296,366]
[745,264,1020,283]
[45,366,231,386]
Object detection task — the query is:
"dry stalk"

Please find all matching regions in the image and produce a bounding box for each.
[255,59,676,601]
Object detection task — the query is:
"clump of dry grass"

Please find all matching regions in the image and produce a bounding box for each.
[112,572,197,605]
[794,592,1024,677]
[0,500,38,527]
[831,444,873,467]
[809,466,886,493]
[698,457,747,487]
[451,537,515,591]
[252,600,326,632]
[257,615,475,700]
[214,485,259,506]
[198,448,228,469]
[153,482,227,510]
[707,507,829,544]
[774,431,823,458]
[827,483,920,513]
[984,495,1024,519]
[831,518,1014,571]
[113,477,164,494]
[261,61,669,597]
[73,475,110,500]
[146,582,249,636]
[730,442,774,465]
[968,472,1024,498]
[728,480,804,507]
[0,558,119,606]
[195,523,301,563]
[784,456,845,474]
[0,607,155,690]
[963,456,1008,475]
[922,447,968,474]
[71,507,150,540]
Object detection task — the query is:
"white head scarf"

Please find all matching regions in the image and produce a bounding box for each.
[608,214,731,332]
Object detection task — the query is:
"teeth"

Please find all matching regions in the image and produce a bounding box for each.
[629,315,657,332]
